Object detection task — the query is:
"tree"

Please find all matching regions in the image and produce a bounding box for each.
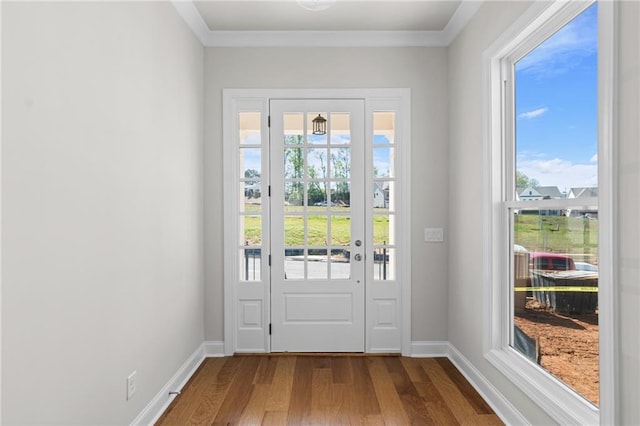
[516,171,539,188]
[284,135,304,205]
[330,149,350,204]
[307,167,325,205]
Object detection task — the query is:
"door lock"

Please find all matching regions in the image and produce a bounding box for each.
[355,240,362,247]
[354,253,362,261]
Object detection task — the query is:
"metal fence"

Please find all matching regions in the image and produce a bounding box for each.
[243,245,391,281]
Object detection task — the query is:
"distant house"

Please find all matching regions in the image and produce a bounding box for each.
[567,187,599,218]
[568,187,598,199]
[536,186,564,199]
[373,182,389,208]
[517,186,543,201]
[517,186,563,215]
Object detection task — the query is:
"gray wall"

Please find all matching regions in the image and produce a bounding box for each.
[448,1,640,424]
[1,1,638,424]
[616,2,640,424]
[204,47,450,342]
[1,2,204,424]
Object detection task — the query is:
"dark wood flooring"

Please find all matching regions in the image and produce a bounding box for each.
[156,355,503,425]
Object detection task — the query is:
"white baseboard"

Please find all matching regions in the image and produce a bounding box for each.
[446,344,530,426]
[410,340,450,357]
[203,340,225,357]
[131,344,205,426]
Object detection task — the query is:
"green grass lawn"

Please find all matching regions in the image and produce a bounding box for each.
[242,206,598,260]
[242,205,391,247]
[514,214,598,258]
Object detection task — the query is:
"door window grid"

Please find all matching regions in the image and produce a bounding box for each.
[283,111,353,280]
[373,111,397,281]
[238,111,263,282]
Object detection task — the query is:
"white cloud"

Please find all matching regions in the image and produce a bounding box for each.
[518,107,548,120]
[590,153,598,163]
[518,157,598,192]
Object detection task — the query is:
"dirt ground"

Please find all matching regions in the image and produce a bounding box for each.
[514,299,599,406]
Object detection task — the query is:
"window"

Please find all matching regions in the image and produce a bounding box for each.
[372,112,396,281]
[509,2,599,406]
[484,1,616,424]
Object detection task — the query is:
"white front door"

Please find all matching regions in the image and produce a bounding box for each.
[270,99,366,352]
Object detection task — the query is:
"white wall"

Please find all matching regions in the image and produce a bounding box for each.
[1,2,204,424]
[204,47,450,342]
[448,1,640,424]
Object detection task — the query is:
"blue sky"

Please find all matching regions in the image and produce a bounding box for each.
[515,3,598,193]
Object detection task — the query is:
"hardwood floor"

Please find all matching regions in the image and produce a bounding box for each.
[156,355,503,425]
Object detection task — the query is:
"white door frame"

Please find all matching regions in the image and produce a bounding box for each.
[222,88,412,356]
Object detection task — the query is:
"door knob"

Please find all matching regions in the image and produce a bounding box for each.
[355,240,362,247]
[354,253,362,261]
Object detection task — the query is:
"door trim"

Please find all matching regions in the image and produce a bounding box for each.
[222,88,412,355]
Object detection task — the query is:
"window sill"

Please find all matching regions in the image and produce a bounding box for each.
[485,347,599,425]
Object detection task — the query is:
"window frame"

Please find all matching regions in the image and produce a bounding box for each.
[482,1,618,424]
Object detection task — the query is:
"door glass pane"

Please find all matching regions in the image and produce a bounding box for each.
[284,249,305,280]
[285,147,304,179]
[331,215,350,247]
[330,182,350,209]
[239,112,261,145]
[308,181,327,207]
[307,148,328,179]
[307,215,328,246]
[331,112,351,145]
[373,214,393,245]
[241,182,261,213]
[284,215,304,246]
[373,111,395,145]
[330,249,350,279]
[373,181,391,211]
[241,215,261,246]
[307,112,328,145]
[373,248,395,281]
[373,147,394,178]
[240,248,261,281]
[284,113,304,144]
[330,148,351,179]
[285,182,304,209]
[240,148,261,178]
[308,249,328,280]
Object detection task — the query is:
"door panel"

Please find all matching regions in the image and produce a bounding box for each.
[270,99,365,352]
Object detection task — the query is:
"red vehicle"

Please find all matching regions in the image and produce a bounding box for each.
[529,252,576,271]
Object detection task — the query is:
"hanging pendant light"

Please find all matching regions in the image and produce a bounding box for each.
[297,0,336,12]
[312,114,327,135]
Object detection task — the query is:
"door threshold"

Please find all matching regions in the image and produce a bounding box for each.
[234,352,400,357]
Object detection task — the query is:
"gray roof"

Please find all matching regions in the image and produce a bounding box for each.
[570,187,598,198]
[535,186,563,199]
[517,186,562,199]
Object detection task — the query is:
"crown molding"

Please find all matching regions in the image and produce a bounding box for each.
[171,0,484,47]
[441,0,484,45]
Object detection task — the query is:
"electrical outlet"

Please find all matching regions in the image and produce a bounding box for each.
[424,227,444,242]
[127,371,137,400]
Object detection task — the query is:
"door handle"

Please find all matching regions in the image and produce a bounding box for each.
[354,253,362,261]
